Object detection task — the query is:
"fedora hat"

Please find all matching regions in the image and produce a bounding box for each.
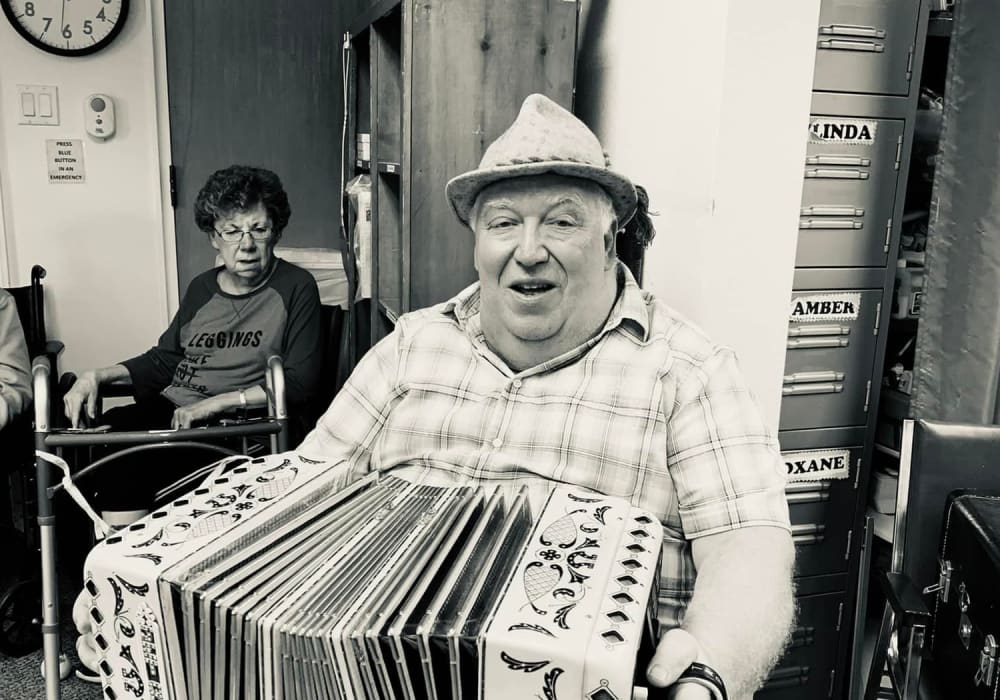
[446,93,638,227]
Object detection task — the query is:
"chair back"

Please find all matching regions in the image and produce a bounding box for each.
[296,304,346,438]
[894,419,1000,591]
[4,264,47,358]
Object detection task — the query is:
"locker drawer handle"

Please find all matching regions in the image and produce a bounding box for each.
[806,154,871,167]
[798,218,863,230]
[786,336,850,349]
[783,370,845,384]
[762,674,810,690]
[793,534,826,546]
[763,666,811,689]
[819,23,886,39]
[792,523,825,541]
[800,205,865,217]
[817,38,885,53]
[782,383,843,396]
[785,481,832,495]
[805,168,870,180]
[787,324,850,338]
[785,489,831,505]
[789,625,817,649]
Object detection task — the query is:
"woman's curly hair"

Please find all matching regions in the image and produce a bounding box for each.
[194,165,291,236]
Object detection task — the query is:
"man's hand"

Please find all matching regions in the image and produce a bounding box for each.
[646,627,714,699]
[63,371,100,429]
[171,395,226,429]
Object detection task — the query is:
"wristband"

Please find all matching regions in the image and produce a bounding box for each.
[675,662,727,700]
[238,389,247,410]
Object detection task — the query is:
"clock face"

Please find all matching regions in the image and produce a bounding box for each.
[1,0,129,57]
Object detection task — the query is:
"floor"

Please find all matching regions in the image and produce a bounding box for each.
[1,485,101,700]
[0,582,102,700]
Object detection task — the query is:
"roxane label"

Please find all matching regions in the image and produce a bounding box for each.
[783,448,851,482]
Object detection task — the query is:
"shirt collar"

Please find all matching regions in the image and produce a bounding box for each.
[445,261,650,343]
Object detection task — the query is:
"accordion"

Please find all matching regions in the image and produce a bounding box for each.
[83,453,664,700]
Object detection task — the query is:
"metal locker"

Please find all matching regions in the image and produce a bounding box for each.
[783,445,862,578]
[812,0,922,96]
[754,591,845,699]
[798,117,905,267]
[779,288,881,431]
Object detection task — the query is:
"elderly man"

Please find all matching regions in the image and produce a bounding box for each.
[299,94,794,699]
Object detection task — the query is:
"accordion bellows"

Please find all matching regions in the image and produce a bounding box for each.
[83,453,663,700]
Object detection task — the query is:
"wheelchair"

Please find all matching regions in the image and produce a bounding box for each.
[31,353,292,700]
[0,265,63,659]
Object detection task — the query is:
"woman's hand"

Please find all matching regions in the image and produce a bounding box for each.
[63,371,101,429]
[171,396,227,429]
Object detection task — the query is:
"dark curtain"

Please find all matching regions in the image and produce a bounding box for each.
[911,0,1000,424]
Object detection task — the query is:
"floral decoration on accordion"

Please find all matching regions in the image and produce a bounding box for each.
[490,490,662,700]
[82,452,332,700]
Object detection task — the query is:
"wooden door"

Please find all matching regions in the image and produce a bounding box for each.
[163,0,370,291]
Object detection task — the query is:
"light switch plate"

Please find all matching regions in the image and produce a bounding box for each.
[17,85,59,126]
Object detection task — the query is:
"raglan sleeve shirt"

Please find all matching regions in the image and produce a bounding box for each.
[121,262,323,408]
[121,274,213,403]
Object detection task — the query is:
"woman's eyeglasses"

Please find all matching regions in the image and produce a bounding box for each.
[214,226,273,243]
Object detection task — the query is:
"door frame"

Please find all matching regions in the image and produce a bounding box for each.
[151,0,179,316]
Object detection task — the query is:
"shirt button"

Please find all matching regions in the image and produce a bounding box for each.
[492,437,503,448]
[512,379,522,389]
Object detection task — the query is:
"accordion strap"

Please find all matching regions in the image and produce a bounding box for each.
[675,662,728,700]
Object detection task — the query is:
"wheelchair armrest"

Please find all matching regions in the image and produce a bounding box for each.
[100,381,135,399]
[879,570,932,627]
[58,372,133,396]
[44,339,64,358]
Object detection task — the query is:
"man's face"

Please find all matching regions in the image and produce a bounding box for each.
[472,174,617,366]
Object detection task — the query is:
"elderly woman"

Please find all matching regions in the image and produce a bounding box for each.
[69,164,323,683]
[63,165,322,517]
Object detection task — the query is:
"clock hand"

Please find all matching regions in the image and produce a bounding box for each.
[60,0,65,36]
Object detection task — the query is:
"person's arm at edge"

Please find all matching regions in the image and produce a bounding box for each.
[647,526,795,699]
[0,291,32,430]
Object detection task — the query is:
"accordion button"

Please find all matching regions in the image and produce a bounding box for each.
[492,437,503,448]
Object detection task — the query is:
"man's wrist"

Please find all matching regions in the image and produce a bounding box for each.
[675,662,727,700]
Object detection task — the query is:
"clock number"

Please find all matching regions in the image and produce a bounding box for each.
[97,8,106,21]
[61,24,71,38]
[41,16,52,33]
[24,2,34,16]
[83,19,93,34]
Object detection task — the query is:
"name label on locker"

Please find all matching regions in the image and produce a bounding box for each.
[783,449,851,482]
[809,118,877,145]
[790,292,861,322]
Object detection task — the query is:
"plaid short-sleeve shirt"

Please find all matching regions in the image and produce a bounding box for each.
[300,265,790,625]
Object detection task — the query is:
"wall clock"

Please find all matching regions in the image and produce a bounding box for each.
[1,0,129,57]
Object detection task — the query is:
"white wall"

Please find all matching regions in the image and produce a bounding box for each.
[577,0,820,431]
[0,0,169,375]
[0,0,820,429]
